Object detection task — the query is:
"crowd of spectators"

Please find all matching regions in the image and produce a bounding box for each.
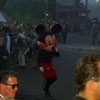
[0,20,37,69]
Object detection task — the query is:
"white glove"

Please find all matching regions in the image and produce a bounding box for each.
[55,47,59,52]
[39,66,44,72]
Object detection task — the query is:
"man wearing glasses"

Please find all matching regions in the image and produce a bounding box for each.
[0,70,18,98]
[74,54,100,100]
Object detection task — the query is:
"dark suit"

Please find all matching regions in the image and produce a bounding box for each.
[73,95,87,100]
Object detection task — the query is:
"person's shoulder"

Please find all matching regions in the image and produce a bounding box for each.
[73,95,87,100]
[0,96,15,100]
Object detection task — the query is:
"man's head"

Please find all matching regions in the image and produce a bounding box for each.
[75,54,100,99]
[0,70,18,98]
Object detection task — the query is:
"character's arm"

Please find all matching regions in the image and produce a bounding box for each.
[37,41,48,47]
[52,47,60,57]
[37,41,53,52]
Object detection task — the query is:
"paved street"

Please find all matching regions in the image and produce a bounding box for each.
[15,32,100,100]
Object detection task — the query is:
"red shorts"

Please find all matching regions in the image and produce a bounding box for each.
[41,63,56,78]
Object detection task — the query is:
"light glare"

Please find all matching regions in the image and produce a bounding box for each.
[96,0,100,2]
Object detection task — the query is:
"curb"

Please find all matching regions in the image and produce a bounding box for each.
[58,44,100,51]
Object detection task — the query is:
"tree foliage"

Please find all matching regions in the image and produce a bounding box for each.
[4,0,47,19]
[0,0,7,9]
[3,0,54,24]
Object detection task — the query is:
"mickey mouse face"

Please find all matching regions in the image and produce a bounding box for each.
[45,35,53,46]
[45,34,57,47]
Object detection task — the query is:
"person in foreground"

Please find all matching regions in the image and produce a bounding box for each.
[0,70,18,98]
[0,96,15,100]
[74,54,100,100]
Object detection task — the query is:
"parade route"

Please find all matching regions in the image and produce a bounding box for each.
[14,32,100,100]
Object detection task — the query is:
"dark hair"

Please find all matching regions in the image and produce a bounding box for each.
[4,26,10,33]
[0,70,18,83]
[75,54,100,91]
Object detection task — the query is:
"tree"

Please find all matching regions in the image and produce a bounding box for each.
[0,0,7,9]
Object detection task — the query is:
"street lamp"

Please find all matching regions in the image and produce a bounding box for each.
[86,0,88,10]
[44,0,49,25]
[44,11,49,25]
[46,13,49,17]
[86,0,88,18]
[45,0,48,10]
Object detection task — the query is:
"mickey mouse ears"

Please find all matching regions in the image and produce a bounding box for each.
[51,24,62,34]
[35,24,45,35]
[35,24,62,35]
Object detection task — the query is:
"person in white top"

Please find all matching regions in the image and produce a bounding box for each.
[6,34,10,54]
[3,26,11,54]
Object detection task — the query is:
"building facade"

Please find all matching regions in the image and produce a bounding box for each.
[56,0,89,21]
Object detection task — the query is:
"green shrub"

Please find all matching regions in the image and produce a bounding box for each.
[11,12,41,24]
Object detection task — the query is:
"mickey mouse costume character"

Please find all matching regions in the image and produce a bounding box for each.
[37,24,62,52]
[36,24,62,97]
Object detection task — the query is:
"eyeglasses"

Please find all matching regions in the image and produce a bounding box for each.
[3,83,19,89]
